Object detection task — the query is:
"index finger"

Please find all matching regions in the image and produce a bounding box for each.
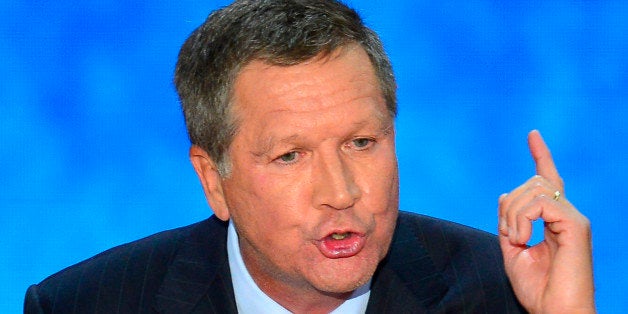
[528,130,563,189]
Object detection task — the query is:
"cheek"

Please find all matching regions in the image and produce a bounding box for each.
[359,156,398,211]
[228,170,310,230]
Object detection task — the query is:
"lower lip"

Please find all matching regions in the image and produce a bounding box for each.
[316,233,366,259]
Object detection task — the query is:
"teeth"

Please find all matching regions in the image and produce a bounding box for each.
[331,232,349,240]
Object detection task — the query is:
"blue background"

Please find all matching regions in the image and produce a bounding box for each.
[2,0,626,312]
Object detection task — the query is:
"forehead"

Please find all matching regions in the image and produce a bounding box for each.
[231,46,385,121]
[224,46,392,161]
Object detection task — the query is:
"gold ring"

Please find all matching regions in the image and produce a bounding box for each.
[553,190,561,201]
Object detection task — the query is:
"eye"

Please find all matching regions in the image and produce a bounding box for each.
[276,151,299,164]
[348,137,375,151]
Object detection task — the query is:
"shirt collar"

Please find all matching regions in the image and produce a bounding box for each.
[227,220,371,314]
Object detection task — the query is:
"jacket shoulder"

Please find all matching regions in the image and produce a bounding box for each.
[25,217,227,313]
[396,211,501,267]
[371,211,524,313]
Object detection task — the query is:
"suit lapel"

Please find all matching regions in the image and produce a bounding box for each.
[366,266,427,313]
[366,213,450,313]
[153,217,238,313]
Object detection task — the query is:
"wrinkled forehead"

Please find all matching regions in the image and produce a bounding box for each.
[227,45,392,151]
[230,45,385,116]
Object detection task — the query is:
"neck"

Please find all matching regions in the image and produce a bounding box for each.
[251,272,353,314]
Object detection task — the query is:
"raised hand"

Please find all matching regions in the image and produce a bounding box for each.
[498,130,595,313]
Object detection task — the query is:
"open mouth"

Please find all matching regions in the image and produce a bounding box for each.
[330,232,351,240]
[316,231,366,259]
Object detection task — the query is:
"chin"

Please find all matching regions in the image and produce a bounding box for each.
[314,277,370,295]
[309,259,376,294]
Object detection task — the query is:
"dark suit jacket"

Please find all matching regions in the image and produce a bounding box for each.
[25,211,525,313]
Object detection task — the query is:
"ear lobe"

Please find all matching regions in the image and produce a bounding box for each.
[189,145,230,221]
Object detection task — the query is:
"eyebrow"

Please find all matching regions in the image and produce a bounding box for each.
[249,116,393,158]
[250,133,302,158]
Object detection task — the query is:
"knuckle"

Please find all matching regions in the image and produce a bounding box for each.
[530,182,546,195]
[577,214,591,229]
[528,175,546,188]
[557,176,565,187]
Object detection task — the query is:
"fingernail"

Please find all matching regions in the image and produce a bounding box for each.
[499,193,508,203]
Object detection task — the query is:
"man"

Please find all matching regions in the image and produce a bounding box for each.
[25,0,595,313]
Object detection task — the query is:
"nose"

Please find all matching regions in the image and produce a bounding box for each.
[312,150,361,210]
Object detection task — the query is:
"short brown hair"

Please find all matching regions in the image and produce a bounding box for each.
[175,0,396,175]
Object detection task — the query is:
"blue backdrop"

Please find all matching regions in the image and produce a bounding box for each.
[2,0,626,312]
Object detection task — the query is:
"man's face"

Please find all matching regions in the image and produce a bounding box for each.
[220,46,399,295]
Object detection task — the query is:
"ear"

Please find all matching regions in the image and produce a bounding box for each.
[189,145,230,221]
